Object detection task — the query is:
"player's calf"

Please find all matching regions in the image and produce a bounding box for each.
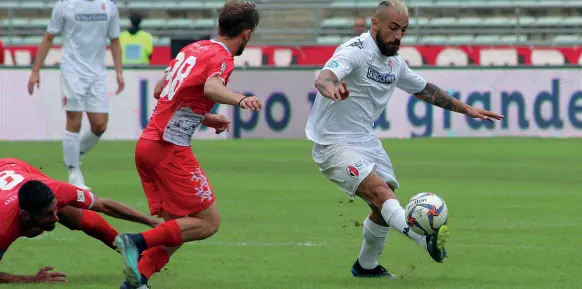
[115,204,220,286]
[357,172,428,246]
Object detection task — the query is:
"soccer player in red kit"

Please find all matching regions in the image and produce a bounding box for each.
[114,2,262,288]
[0,158,160,283]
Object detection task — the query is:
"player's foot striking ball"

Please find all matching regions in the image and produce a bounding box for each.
[114,1,262,288]
[306,0,503,277]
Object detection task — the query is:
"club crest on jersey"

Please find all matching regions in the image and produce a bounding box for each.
[220,62,226,72]
[366,68,396,84]
[346,166,359,178]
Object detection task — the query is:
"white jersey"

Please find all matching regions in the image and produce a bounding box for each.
[47,0,120,78]
[305,32,427,145]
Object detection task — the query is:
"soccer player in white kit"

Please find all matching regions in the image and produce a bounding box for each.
[306,0,504,278]
[27,0,125,190]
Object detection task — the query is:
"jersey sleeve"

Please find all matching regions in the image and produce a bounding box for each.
[51,181,95,210]
[107,2,121,39]
[46,1,65,35]
[321,44,366,82]
[205,54,235,84]
[396,58,427,94]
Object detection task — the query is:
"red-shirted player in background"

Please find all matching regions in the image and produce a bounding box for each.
[0,158,160,283]
[114,1,262,288]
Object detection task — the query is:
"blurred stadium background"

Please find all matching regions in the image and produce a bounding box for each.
[1,1,582,288]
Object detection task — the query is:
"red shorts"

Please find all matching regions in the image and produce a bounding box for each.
[135,138,215,218]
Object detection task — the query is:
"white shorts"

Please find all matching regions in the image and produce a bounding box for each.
[312,138,400,199]
[61,72,109,113]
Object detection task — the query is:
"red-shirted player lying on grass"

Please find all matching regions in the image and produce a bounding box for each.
[0,158,161,284]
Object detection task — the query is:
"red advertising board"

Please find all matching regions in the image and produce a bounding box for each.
[4,44,582,67]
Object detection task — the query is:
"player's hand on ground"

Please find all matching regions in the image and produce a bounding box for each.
[465,106,504,122]
[33,266,67,283]
[204,114,231,134]
[325,81,349,101]
[27,71,40,95]
[116,72,125,95]
[239,96,262,111]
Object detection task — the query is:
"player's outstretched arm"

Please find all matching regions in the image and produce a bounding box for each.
[204,76,262,111]
[315,70,349,101]
[90,197,160,228]
[0,267,67,283]
[414,82,504,122]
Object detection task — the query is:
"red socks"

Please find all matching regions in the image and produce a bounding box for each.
[138,247,171,279]
[142,219,183,249]
[77,210,119,250]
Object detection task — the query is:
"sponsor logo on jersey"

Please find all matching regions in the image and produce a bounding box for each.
[366,68,396,84]
[221,62,226,72]
[346,166,359,178]
[75,13,108,22]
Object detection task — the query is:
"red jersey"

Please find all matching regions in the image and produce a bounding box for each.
[141,40,235,146]
[0,158,94,261]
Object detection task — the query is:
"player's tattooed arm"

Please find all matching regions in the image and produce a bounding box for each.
[413,82,468,114]
[315,70,339,97]
[315,70,349,101]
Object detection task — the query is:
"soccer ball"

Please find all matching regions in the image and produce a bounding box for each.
[404,192,448,236]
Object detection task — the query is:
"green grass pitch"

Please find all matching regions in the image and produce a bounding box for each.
[0,138,581,289]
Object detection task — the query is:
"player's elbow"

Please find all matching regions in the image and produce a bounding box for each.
[90,198,110,214]
[153,83,163,99]
[44,33,56,43]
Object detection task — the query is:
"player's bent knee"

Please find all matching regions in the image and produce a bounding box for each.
[204,218,220,239]
[91,123,107,136]
[357,173,397,209]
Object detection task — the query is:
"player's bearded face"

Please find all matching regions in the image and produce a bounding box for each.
[237,30,252,56]
[30,201,58,231]
[237,39,248,56]
[375,27,401,57]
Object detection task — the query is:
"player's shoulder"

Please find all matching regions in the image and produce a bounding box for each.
[183,40,232,60]
[335,33,373,59]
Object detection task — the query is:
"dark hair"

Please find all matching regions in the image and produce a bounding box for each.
[18,180,55,214]
[218,1,260,38]
[129,13,143,27]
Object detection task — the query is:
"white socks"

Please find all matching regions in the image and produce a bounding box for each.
[381,199,427,250]
[63,131,80,170]
[358,217,390,270]
[80,131,100,156]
